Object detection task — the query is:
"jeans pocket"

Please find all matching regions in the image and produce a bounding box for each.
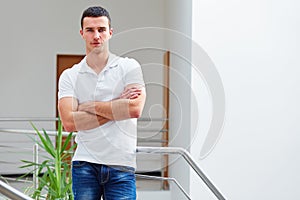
[72,160,87,168]
[110,165,135,174]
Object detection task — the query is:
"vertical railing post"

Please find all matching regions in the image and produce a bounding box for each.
[33,141,39,192]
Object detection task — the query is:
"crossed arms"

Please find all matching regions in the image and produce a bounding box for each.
[58,84,146,132]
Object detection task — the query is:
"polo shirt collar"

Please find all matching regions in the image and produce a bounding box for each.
[79,52,119,74]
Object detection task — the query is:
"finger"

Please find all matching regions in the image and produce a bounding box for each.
[120,89,141,99]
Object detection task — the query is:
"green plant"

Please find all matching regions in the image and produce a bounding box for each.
[20,119,76,200]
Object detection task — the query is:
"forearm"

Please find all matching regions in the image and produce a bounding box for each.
[58,97,110,132]
[78,99,134,121]
[79,90,146,121]
[70,111,110,131]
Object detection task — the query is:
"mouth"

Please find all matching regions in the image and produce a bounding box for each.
[91,42,101,46]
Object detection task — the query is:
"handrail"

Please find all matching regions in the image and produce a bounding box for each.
[0,117,167,122]
[0,124,225,199]
[0,128,167,134]
[0,128,72,137]
[136,146,226,200]
[136,174,191,200]
[0,117,59,122]
[0,129,167,143]
[0,180,33,200]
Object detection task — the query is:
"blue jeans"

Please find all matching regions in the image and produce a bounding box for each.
[72,161,136,200]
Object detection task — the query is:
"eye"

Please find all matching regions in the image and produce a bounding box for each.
[98,27,106,33]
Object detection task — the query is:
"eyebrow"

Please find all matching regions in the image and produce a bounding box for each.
[84,26,107,30]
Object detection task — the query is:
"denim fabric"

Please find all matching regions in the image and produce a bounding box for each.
[72,161,136,200]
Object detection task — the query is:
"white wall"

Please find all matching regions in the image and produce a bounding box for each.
[0,0,166,175]
[165,0,193,199]
[191,0,300,199]
[0,0,166,119]
[3,1,299,199]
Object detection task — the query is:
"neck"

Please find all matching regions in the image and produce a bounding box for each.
[86,49,109,74]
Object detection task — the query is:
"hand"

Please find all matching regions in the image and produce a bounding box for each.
[119,87,142,99]
[78,101,94,112]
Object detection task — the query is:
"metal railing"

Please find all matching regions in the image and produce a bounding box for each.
[136,147,226,200]
[0,180,33,200]
[136,174,191,199]
[0,118,226,200]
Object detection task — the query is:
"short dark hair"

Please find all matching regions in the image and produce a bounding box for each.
[81,6,111,29]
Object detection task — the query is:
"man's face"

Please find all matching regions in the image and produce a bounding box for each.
[80,16,113,54]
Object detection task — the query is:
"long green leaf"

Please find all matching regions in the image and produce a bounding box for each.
[61,132,74,154]
[23,119,76,200]
[30,122,56,158]
[37,160,50,175]
[42,128,55,151]
[33,172,49,199]
[56,120,63,196]
[19,160,36,169]
[46,166,58,193]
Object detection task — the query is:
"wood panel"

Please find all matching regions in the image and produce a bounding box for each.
[56,54,84,118]
[162,51,170,190]
[56,54,84,162]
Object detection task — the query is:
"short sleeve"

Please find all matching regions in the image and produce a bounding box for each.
[122,58,145,87]
[58,69,76,100]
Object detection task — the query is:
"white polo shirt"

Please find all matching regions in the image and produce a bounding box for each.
[58,53,144,169]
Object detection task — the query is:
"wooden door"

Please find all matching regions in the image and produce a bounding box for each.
[56,54,84,118]
[56,54,84,159]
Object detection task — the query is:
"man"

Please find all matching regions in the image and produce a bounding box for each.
[58,6,146,200]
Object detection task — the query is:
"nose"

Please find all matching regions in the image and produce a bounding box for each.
[94,31,101,40]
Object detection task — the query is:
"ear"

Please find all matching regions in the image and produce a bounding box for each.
[109,28,113,38]
[79,29,84,38]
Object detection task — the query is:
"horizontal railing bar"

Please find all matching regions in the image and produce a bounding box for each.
[0,128,167,136]
[0,117,168,122]
[0,129,167,145]
[137,139,168,143]
[0,117,59,122]
[0,177,32,184]
[138,118,168,121]
[0,161,19,165]
[0,148,33,153]
[0,129,72,137]
[137,129,168,132]
[136,146,226,200]
[135,174,191,200]
[0,180,33,200]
